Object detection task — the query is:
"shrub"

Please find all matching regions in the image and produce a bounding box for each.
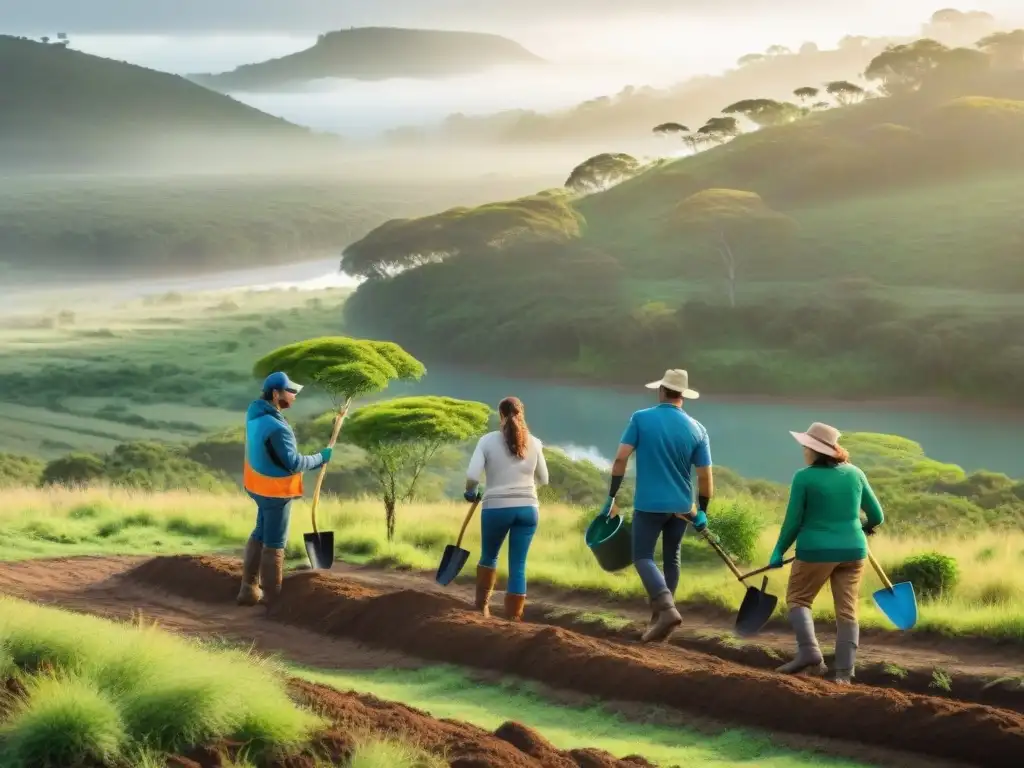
[707,499,764,564]
[890,552,959,600]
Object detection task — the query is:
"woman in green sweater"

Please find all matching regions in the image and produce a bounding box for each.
[768,422,884,684]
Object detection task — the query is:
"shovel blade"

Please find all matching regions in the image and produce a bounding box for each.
[436,544,470,586]
[872,581,918,630]
[304,531,335,570]
[735,585,779,637]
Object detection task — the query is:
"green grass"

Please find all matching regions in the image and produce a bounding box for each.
[5,486,1024,642]
[295,665,874,767]
[0,598,323,766]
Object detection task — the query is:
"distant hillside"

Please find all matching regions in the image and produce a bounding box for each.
[340,45,1024,407]
[0,36,334,171]
[190,27,545,91]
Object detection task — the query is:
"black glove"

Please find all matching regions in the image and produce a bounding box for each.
[862,524,876,536]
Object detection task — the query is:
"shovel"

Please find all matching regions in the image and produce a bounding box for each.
[304,401,349,570]
[698,528,785,637]
[436,497,482,586]
[867,547,918,630]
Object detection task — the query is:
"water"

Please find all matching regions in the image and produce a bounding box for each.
[385,365,1024,483]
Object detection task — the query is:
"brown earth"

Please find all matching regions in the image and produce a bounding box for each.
[163,684,654,767]
[2,555,1022,768]
[326,561,1024,710]
[119,555,1024,768]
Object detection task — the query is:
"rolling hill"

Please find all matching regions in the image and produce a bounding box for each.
[339,52,1024,405]
[0,35,336,171]
[190,27,545,91]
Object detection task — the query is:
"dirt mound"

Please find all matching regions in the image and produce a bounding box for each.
[127,556,1024,767]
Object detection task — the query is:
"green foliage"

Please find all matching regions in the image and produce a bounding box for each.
[340,191,583,279]
[0,452,44,488]
[539,448,634,509]
[40,453,107,487]
[344,397,491,448]
[565,153,643,194]
[707,500,765,564]
[0,599,322,765]
[721,98,804,127]
[252,336,425,403]
[890,552,960,600]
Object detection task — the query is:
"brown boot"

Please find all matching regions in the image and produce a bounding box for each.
[641,590,682,643]
[504,593,526,622]
[236,537,264,606]
[475,565,497,617]
[258,547,284,611]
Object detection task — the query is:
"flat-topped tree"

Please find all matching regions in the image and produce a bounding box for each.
[343,396,491,541]
[252,336,426,539]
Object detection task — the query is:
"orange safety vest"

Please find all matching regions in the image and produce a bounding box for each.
[243,460,304,498]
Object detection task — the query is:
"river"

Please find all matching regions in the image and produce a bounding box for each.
[8,258,1022,482]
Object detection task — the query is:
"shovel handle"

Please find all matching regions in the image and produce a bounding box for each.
[866,547,895,591]
[455,498,482,548]
[739,557,796,581]
[309,399,351,535]
[700,529,745,581]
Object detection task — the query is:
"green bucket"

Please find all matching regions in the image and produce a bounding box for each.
[585,512,633,572]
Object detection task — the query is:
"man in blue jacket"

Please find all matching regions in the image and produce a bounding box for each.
[238,371,334,608]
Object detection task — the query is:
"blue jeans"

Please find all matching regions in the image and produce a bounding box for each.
[248,493,292,549]
[478,505,538,595]
[632,511,688,600]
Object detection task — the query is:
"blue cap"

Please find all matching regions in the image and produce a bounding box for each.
[262,371,304,395]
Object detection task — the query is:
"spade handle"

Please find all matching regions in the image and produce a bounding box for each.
[866,547,895,591]
[700,529,745,581]
[455,499,482,548]
[739,557,796,581]
[310,398,351,535]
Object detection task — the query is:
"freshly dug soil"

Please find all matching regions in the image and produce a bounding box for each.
[161,683,652,768]
[128,556,1024,767]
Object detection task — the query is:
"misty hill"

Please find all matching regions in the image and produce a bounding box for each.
[340,45,1024,407]
[190,27,545,91]
[0,36,335,171]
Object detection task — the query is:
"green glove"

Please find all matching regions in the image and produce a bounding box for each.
[768,548,785,569]
[319,447,333,463]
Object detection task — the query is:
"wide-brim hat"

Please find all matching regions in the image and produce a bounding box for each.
[645,369,699,399]
[790,422,841,457]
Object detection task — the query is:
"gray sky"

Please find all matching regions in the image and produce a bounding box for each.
[6,1,1019,35]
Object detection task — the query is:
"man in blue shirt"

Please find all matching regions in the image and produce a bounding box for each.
[606,369,714,643]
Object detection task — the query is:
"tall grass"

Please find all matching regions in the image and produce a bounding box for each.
[0,598,323,766]
[4,486,1024,641]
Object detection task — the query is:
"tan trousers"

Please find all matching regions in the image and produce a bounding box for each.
[786,559,865,622]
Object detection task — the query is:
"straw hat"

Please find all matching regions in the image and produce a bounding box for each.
[790,422,842,457]
[645,369,699,399]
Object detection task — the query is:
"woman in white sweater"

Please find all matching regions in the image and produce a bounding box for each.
[465,396,549,621]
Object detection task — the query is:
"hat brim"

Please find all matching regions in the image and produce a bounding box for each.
[790,431,838,457]
[645,379,699,399]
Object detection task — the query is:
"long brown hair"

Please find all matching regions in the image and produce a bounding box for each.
[812,445,850,467]
[498,396,529,459]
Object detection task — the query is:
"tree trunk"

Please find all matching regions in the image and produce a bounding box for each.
[384,496,396,542]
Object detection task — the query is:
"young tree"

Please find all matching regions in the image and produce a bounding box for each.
[652,122,697,151]
[253,337,426,540]
[343,396,491,541]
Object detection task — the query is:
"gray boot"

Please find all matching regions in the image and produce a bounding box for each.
[641,590,682,643]
[832,619,859,684]
[775,606,827,676]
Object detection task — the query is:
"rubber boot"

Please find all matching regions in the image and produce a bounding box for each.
[504,593,526,622]
[775,606,827,676]
[258,547,284,611]
[236,537,264,606]
[832,619,859,684]
[475,566,497,617]
[641,590,682,643]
